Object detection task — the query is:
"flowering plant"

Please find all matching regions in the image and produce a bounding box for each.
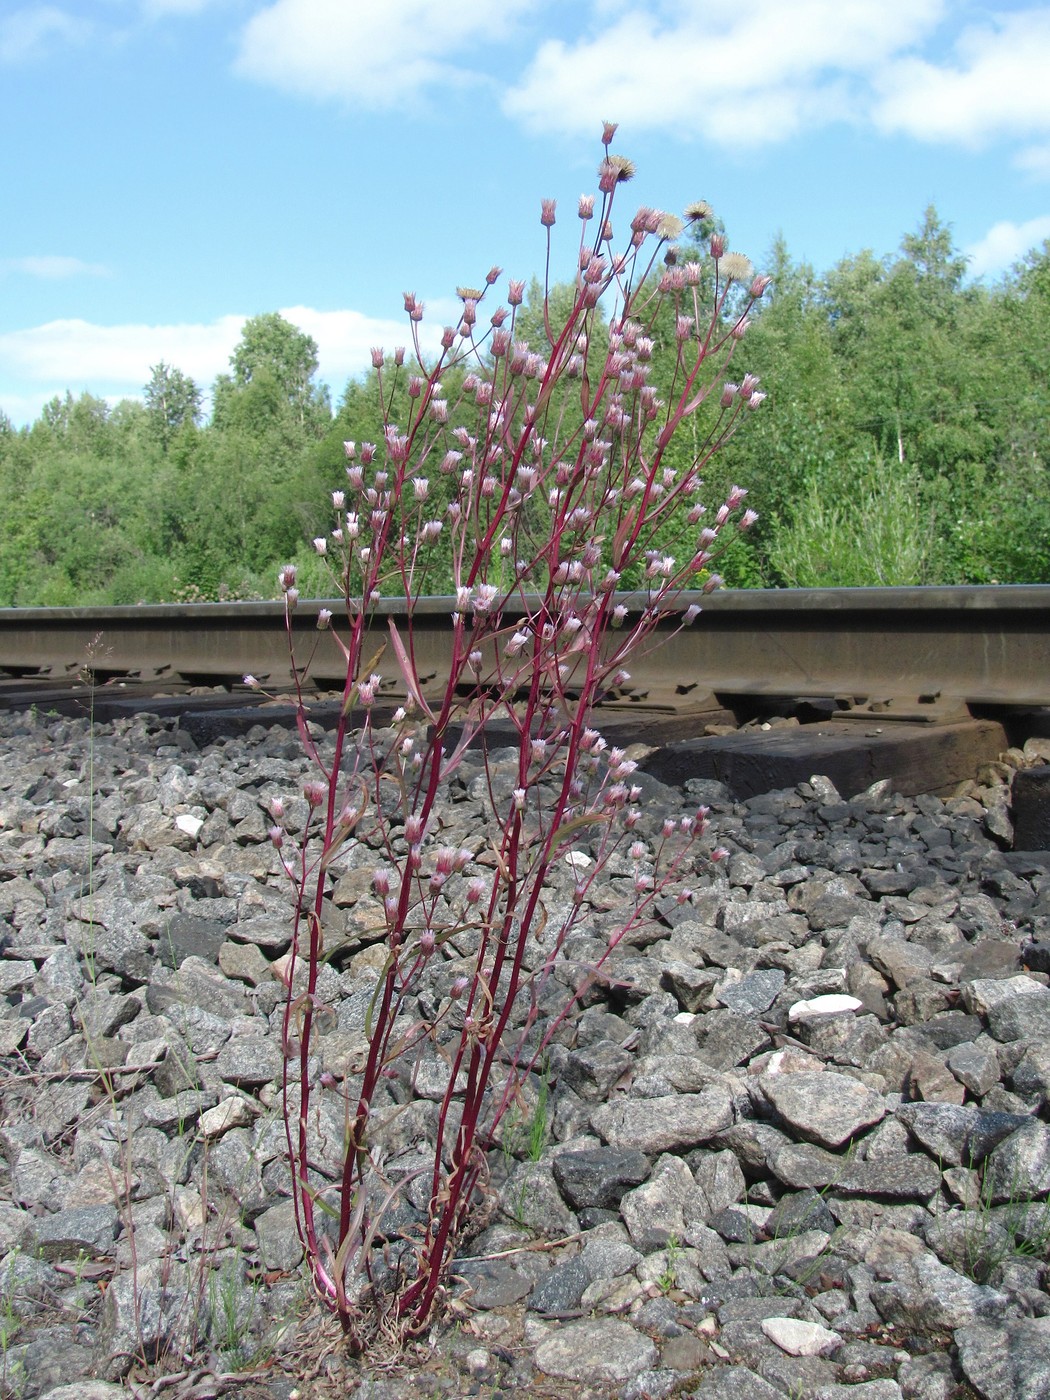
[266,125,765,1345]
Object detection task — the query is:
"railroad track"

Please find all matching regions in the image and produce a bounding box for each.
[1,585,1047,707]
[1,586,1047,801]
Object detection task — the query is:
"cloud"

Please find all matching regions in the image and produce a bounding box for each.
[966,216,1050,279]
[502,0,946,143]
[0,5,91,62]
[872,10,1050,155]
[0,306,449,426]
[234,0,538,106]
[1,255,110,279]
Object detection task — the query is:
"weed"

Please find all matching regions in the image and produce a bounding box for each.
[958,1159,1050,1284]
[657,1234,683,1294]
[271,126,767,1346]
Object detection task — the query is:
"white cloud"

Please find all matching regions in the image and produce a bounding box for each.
[0,315,247,389]
[966,215,1050,279]
[0,306,449,426]
[502,0,946,143]
[0,5,91,62]
[1,255,110,279]
[872,10,1050,154]
[234,0,538,106]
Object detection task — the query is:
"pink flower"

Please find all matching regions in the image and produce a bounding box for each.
[540,198,557,227]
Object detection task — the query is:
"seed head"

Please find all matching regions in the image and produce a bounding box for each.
[540,198,557,227]
[720,251,754,283]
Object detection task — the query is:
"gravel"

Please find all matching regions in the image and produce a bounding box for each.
[1,707,1049,1399]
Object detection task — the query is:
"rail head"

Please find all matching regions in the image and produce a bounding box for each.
[0,587,1048,708]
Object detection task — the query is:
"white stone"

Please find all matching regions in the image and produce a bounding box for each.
[787,993,863,1023]
[175,813,204,839]
[198,1095,252,1139]
[564,850,593,873]
[761,1316,842,1356]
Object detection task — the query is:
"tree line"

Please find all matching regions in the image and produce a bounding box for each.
[1,208,1048,608]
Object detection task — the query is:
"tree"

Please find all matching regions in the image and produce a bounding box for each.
[144,361,201,448]
[214,312,330,432]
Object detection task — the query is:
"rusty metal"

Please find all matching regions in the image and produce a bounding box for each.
[0,586,1047,711]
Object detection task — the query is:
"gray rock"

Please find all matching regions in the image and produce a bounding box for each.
[533,1317,657,1383]
[457,1257,536,1309]
[768,1142,942,1197]
[946,1040,1001,1097]
[871,1254,1009,1329]
[552,1146,650,1210]
[693,1010,772,1069]
[35,1205,119,1260]
[810,1383,902,1400]
[145,955,250,1021]
[215,1033,283,1086]
[562,1039,633,1099]
[896,1351,958,1400]
[252,1199,304,1273]
[984,1117,1050,1203]
[75,985,141,1042]
[896,1102,1030,1168]
[716,968,786,1015]
[620,1155,696,1251]
[757,1069,886,1149]
[690,1366,785,1398]
[527,1255,590,1314]
[500,1160,578,1237]
[158,910,227,966]
[94,1260,200,1380]
[955,1317,1050,1400]
[591,1088,732,1153]
[38,1385,129,1400]
[578,1233,643,1282]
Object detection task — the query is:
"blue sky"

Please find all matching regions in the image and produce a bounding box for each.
[4,0,1050,427]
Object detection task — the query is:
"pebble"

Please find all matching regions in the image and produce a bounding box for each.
[0,708,1048,1399]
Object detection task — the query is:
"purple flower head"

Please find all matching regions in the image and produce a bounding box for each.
[303,780,326,808]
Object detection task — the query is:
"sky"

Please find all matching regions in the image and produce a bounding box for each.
[4,0,1050,428]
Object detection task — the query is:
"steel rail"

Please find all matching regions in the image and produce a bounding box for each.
[0,586,1047,710]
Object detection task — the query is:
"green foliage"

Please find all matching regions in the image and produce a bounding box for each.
[144,361,202,448]
[4,214,1050,605]
[766,454,939,587]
